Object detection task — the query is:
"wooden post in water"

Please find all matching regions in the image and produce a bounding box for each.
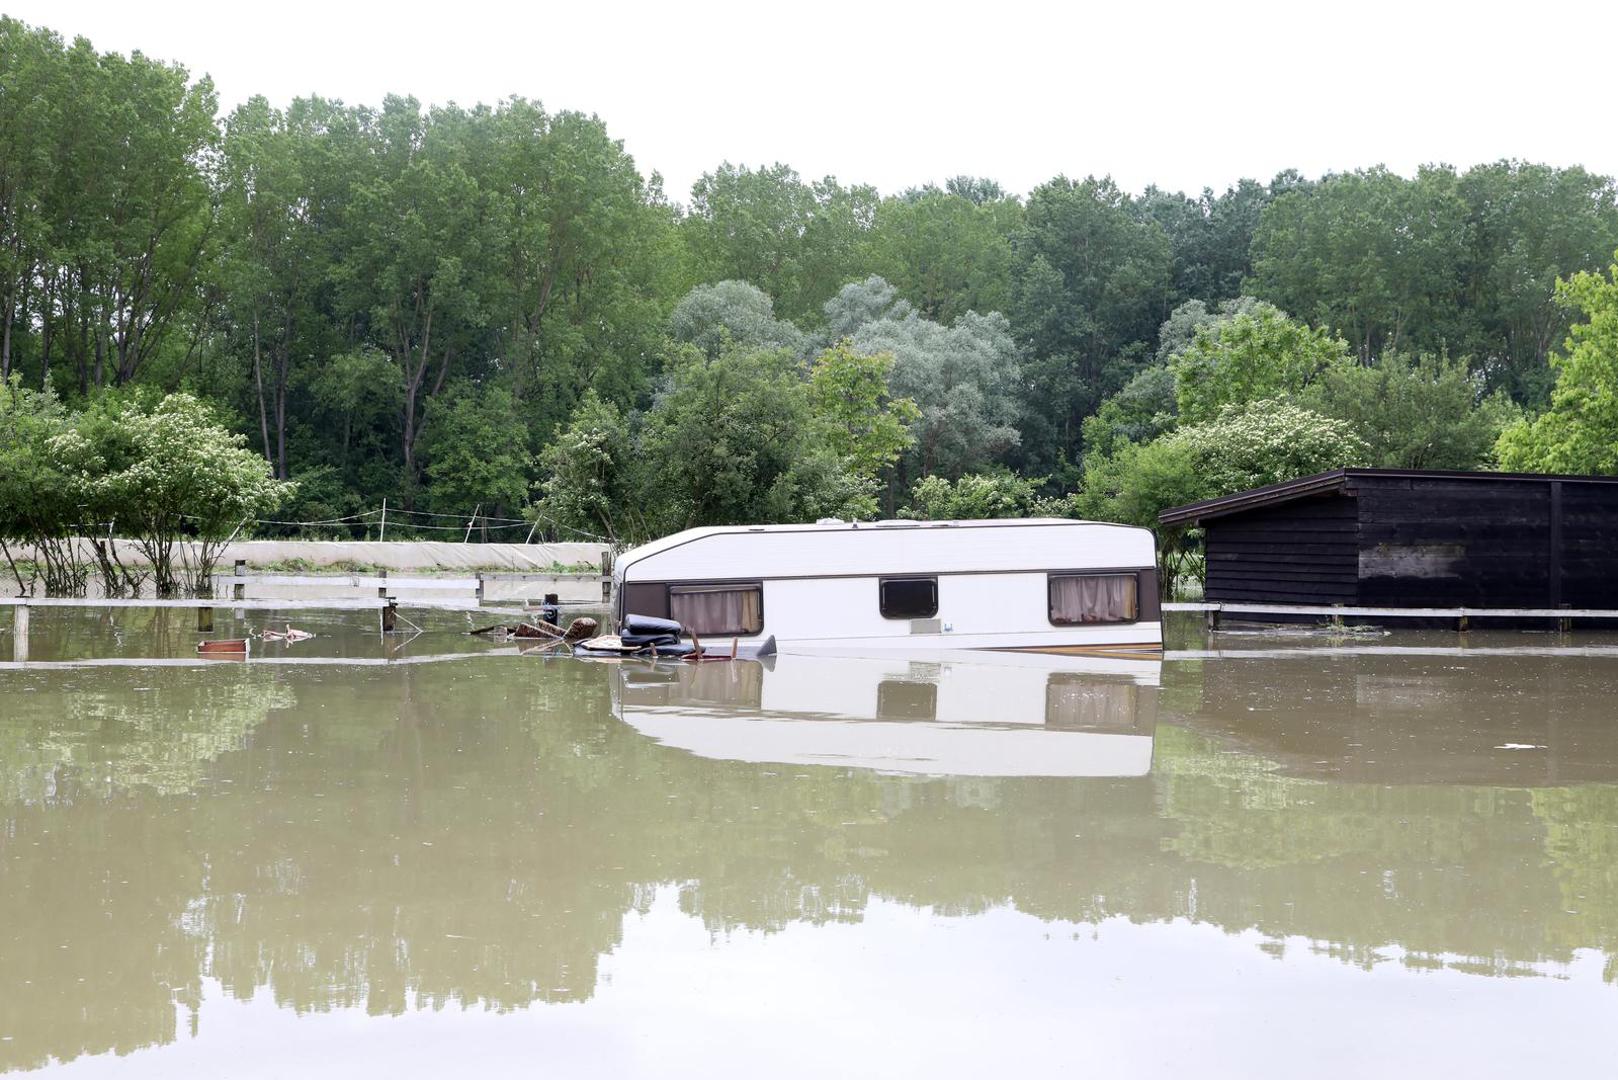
[233,560,247,601]
[196,607,214,633]
[13,603,28,662]
[476,574,485,604]
[378,570,396,632]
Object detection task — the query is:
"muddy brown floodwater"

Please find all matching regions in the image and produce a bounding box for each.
[3,610,1617,1077]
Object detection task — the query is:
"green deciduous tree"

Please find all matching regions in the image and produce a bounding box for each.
[0,20,219,395]
[1172,304,1353,423]
[90,393,289,594]
[1301,352,1518,470]
[684,163,875,321]
[832,276,1022,479]
[642,346,875,531]
[421,384,535,522]
[1012,175,1173,463]
[668,280,805,359]
[1080,366,1178,460]
[531,390,643,544]
[1249,166,1472,363]
[216,95,328,480]
[532,344,882,543]
[0,376,93,592]
[1496,258,1618,473]
[481,102,673,433]
[344,97,494,491]
[1460,161,1618,402]
[807,341,918,481]
[1076,400,1369,591]
[1136,179,1271,306]
[900,472,1063,520]
[866,187,1019,323]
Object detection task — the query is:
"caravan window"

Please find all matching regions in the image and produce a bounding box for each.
[880,577,938,619]
[670,583,763,637]
[1049,573,1138,625]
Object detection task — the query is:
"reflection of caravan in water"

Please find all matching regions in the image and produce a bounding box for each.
[612,519,1160,654]
[612,652,1158,777]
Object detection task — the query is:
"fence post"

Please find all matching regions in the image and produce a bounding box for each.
[380,498,388,542]
[233,560,247,601]
[13,604,28,663]
[196,606,214,633]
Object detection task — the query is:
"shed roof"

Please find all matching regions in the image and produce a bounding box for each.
[1157,468,1618,527]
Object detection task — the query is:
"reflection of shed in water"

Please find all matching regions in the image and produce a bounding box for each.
[1159,468,1618,621]
[1168,645,1618,786]
[611,653,1158,777]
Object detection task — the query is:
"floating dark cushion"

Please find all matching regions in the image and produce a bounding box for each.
[623,614,683,637]
[619,632,680,647]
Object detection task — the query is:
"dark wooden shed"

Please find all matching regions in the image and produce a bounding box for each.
[1158,468,1618,610]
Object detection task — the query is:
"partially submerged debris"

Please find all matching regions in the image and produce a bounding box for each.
[571,613,776,661]
[262,624,314,643]
[471,616,600,645]
[563,617,599,642]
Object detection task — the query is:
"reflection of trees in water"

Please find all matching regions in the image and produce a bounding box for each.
[1147,651,1618,975]
[193,664,632,1022]
[5,653,1618,1070]
[1532,784,1618,982]
[10,608,218,665]
[0,661,294,804]
[0,795,205,1073]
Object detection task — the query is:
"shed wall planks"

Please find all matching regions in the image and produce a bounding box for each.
[1197,473,1618,613]
[1203,494,1357,604]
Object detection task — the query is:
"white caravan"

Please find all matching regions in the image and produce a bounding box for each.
[612,519,1161,655]
[611,651,1159,778]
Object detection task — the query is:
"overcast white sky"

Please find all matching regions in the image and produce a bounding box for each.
[11,0,1618,203]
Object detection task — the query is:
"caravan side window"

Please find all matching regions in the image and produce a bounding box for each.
[879,577,938,619]
[1048,573,1138,625]
[670,583,763,636]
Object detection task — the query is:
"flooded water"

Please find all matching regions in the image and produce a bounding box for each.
[4,610,1618,1076]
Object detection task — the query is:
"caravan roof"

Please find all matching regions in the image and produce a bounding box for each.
[616,518,1155,583]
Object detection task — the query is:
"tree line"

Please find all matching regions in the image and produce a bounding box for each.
[4,15,1618,565]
